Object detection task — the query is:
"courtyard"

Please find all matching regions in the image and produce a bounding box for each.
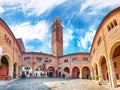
[0,78,109,90]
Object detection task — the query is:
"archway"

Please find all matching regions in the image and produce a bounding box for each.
[100,56,108,81]
[47,66,55,77]
[0,56,10,80]
[109,41,120,87]
[72,67,79,78]
[64,67,70,73]
[82,66,90,79]
[63,67,70,78]
[111,44,120,83]
[13,62,17,78]
[92,67,94,79]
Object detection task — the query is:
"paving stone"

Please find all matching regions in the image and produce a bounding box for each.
[0,78,109,90]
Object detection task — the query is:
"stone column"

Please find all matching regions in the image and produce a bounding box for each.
[106,60,111,86]
[9,63,13,79]
[16,65,18,78]
[108,60,117,88]
[94,68,96,80]
[98,65,102,82]
[79,69,82,79]
[69,69,72,78]
[90,69,94,79]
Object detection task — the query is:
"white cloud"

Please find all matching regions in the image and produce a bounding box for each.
[10,20,49,42]
[80,0,120,14]
[26,45,34,51]
[0,0,66,16]
[63,29,73,48]
[0,7,5,14]
[77,25,96,50]
[10,20,52,53]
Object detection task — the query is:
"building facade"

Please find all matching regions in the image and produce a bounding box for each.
[0,7,120,88]
[91,7,120,88]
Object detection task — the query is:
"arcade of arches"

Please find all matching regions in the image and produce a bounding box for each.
[92,42,120,87]
[61,66,91,79]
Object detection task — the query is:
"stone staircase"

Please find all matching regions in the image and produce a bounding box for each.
[0,64,8,80]
[0,75,7,80]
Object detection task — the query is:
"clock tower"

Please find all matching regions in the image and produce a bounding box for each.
[51,17,63,57]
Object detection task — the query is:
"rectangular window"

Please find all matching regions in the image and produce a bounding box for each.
[45,60,48,63]
[114,20,117,26]
[26,71,29,75]
[58,67,61,69]
[24,57,30,61]
[83,57,88,62]
[97,36,102,46]
[49,59,51,62]
[72,58,77,62]
[116,73,119,79]
[64,59,68,62]
[36,68,38,71]
[110,22,114,28]
[114,62,117,68]
[44,59,51,63]
[36,57,42,61]
[24,66,30,70]
[93,48,95,55]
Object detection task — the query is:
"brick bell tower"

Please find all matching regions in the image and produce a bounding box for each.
[51,17,63,57]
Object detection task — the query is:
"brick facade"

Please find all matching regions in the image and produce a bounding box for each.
[0,7,120,88]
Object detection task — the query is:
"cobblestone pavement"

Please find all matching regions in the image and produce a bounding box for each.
[0,78,109,90]
[44,79,109,90]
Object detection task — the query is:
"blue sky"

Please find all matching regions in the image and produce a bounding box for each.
[0,0,120,55]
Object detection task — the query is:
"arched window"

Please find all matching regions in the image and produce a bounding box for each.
[113,20,117,26]
[107,25,111,31]
[110,22,114,28]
